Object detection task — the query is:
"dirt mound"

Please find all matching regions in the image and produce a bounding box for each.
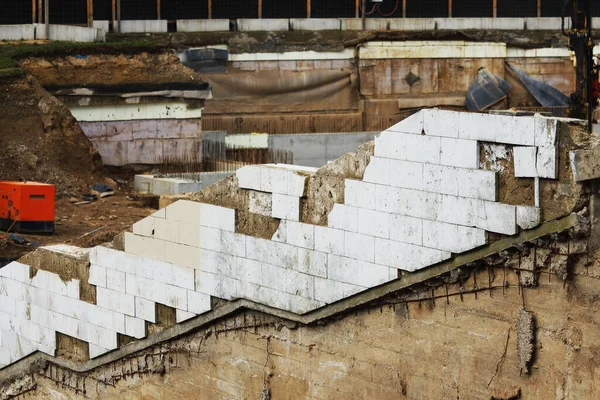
[19,52,199,87]
[0,75,103,197]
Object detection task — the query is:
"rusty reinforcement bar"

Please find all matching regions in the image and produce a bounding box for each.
[0,212,581,383]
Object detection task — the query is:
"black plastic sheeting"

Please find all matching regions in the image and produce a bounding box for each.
[506,63,569,107]
[465,68,512,111]
[183,48,229,74]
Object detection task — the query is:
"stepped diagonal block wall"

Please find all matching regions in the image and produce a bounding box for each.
[0,109,564,369]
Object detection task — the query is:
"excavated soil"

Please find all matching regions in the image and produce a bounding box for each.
[0,75,102,197]
[18,52,200,87]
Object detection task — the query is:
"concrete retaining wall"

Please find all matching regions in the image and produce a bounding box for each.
[177,19,229,32]
[118,20,167,33]
[169,17,567,33]
[0,24,35,40]
[0,109,563,371]
[238,18,288,32]
[0,24,103,42]
[290,18,340,31]
[79,119,202,166]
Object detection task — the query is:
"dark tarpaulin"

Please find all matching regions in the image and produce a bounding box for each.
[465,68,512,111]
[200,69,358,114]
[182,48,229,74]
[506,63,569,107]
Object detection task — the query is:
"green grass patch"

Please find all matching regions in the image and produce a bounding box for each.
[0,38,170,82]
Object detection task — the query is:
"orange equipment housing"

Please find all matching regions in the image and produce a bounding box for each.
[0,182,55,234]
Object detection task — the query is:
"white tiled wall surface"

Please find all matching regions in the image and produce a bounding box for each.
[0,110,559,369]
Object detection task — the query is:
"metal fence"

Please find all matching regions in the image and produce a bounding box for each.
[160,140,294,174]
[2,0,599,25]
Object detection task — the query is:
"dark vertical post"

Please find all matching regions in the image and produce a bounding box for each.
[208,0,212,19]
[87,0,93,27]
[258,0,262,18]
[116,0,121,33]
[38,0,43,25]
[361,0,366,29]
[32,0,37,23]
[493,0,497,17]
[402,0,406,18]
[448,0,452,17]
[355,0,360,18]
[537,0,541,17]
[111,0,116,31]
[44,0,49,39]
[307,0,311,18]
[157,0,161,19]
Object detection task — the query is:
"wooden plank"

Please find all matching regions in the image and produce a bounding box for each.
[448,0,452,18]
[402,0,406,18]
[258,0,262,18]
[493,0,497,18]
[157,0,161,19]
[32,0,37,23]
[87,0,93,27]
[208,0,212,19]
[38,0,42,25]
[307,0,311,18]
[355,0,360,19]
[112,0,116,32]
[537,0,541,18]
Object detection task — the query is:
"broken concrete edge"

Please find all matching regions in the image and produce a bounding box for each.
[570,146,600,182]
[0,213,581,383]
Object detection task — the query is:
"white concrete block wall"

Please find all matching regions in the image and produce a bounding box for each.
[0,110,563,370]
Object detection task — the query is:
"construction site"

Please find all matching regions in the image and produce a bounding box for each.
[2,0,600,398]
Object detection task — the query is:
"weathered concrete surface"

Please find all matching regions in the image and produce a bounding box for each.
[570,144,600,182]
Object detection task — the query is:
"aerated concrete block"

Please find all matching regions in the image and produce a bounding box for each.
[537,146,558,179]
[125,315,146,338]
[328,204,358,232]
[389,215,423,246]
[345,179,376,209]
[389,160,424,190]
[374,238,451,271]
[517,206,541,230]
[477,201,517,235]
[344,232,375,263]
[422,109,459,138]
[272,193,301,221]
[286,221,315,249]
[135,297,157,323]
[422,220,487,253]
[440,138,479,169]
[514,146,538,178]
[388,111,424,135]
[89,265,107,288]
[357,208,389,239]
[199,203,236,231]
[314,226,345,256]
[363,156,390,186]
[96,287,135,317]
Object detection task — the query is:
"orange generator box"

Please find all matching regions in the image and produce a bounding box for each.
[0,182,55,234]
